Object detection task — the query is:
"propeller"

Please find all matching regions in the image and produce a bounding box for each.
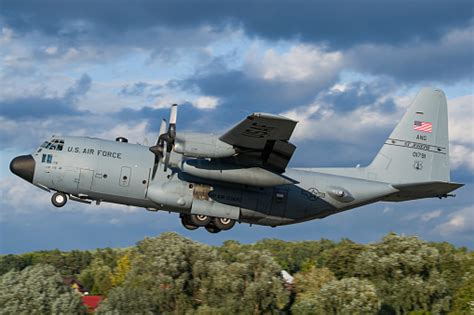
[149,104,178,171]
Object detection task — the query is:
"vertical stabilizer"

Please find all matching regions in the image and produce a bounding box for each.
[369,87,450,184]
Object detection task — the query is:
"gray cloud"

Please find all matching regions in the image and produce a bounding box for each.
[317,81,397,112]
[1,0,472,49]
[347,23,474,83]
[0,74,91,119]
[119,81,161,99]
[172,69,337,113]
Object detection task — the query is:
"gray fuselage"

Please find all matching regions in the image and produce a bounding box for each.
[29,135,397,227]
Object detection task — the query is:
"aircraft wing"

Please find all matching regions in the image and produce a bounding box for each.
[219,113,298,173]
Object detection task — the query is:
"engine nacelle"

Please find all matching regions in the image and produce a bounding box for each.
[182,159,294,187]
[174,133,236,158]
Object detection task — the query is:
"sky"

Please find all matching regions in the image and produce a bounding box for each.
[0,0,473,254]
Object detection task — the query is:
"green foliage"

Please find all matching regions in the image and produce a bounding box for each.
[0,264,85,314]
[354,233,451,314]
[293,277,380,315]
[319,239,366,278]
[293,267,336,304]
[78,258,113,295]
[0,249,93,277]
[450,273,474,314]
[249,238,336,273]
[1,232,472,314]
[97,232,289,314]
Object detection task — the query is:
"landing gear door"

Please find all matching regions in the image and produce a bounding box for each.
[119,166,131,187]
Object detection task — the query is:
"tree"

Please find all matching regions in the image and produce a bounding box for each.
[251,238,335,273]
[450,273,474,314]
[319,239,366,278]
[293,277,380,315]
[78,258,113,295]
[0,264,84,314]
[354,233,451,314]
[98,232,289,313]
[293,267,336,304]
[110,253,132,287]
[0,254,33,275]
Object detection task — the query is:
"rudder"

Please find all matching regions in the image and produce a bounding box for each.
[369,87,450,184]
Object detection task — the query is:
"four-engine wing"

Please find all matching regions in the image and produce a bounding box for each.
[219,113,298,173]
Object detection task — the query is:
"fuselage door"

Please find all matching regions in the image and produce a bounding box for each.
[270,188,288,217]
[78,169,94,191]
[119,166,131,187]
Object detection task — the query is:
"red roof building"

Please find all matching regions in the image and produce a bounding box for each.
[82,296,102,313]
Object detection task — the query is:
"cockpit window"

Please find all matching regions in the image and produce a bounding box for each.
[41,139,64,151]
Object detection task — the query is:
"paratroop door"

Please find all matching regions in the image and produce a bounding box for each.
[78,169,94,191]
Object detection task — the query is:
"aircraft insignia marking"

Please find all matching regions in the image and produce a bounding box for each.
[413,121,433,133]
[413,161,423,170]
[302,187,325,201]
[385,138,446,154]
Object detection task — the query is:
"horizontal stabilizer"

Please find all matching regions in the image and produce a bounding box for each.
[385,181,464,201]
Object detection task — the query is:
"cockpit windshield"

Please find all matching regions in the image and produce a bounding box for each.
[39,139,64,151]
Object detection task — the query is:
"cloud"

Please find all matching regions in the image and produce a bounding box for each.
[281,80,401,143]
[64,73,92,101]
[172,44,341,116]
[448,94,474,171]
[246,44,343,82]
[403,209,443,223]
[421,210,443,222]
[448,94,474,146]
[96,121,151,144]
[0,176,139,218]
[450,144,474,171]
[192,96,220,109]
[347,22,474,82]
[0,73,92,119]
[435,205,474,236]
[2,1,472,49]
[119,82,160,97]
[1,0,473,254]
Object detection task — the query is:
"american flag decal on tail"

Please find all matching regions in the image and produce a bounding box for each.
[414,121,432,133]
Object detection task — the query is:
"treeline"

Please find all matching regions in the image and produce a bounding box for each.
[0,232,473,314]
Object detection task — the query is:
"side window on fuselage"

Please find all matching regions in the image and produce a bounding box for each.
[41,154,53,163]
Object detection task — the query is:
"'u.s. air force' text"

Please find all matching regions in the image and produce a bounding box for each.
[67,147,122,159]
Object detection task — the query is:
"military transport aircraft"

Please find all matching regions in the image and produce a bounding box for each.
[10,87,463,233]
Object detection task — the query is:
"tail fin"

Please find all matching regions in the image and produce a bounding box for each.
[369,87,450,184]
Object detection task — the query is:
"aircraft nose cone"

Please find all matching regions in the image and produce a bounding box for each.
[10,155,35,183]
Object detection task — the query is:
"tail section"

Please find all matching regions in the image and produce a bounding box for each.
[369,87,450,184]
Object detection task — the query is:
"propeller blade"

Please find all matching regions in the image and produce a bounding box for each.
[163,151,170,172]
[169,104,177,125]
[162,104,177,171]
[149,144,163,157]
[159,119,167,137]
